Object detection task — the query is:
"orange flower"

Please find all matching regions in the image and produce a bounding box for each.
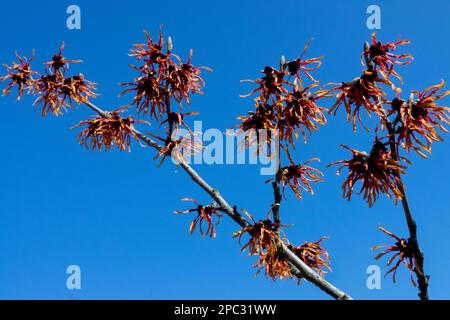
[279,82,327,145]
[285,38,322,84]
[34,73,96,116]
[120,67,166,119]
[45,42,81,76]
[372,226,417,285]
[175,198,222,238]
[121,29,210,120]
[328,141,405,207]
[150,131,203,166]
[328,70,389,131]
[1,51,37,99]
[241,66,289,104]
[268,153,323,200]
[397,81,450,158]
[363,32,412,82]
[160,111,198,134]
[234,211,292,281]
[166,50,211,106]
[235,101,278,153]
[287,237,331,277]
[72,109,146,151]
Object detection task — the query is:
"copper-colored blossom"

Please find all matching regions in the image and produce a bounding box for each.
[328,70,389,131]
[72,109,145,151]
[285,39,322,84]
[268,154,323,200]
[166,50,211,105]
[287,237,331,277]
[235,102,278,153]
[396,81,450,158]
[160,111,198,134]
[234,211,292,281]
[45,42,81,76]
[372,226,417,285]
[121,30,210,120]
[329,141,405,207]
[34,73,96,116]
[175,198,222,238]
[279,82,327,145]
[363,32,412,81]
[30,44,95,116]
[1,52,37,99]
[120,68,166,119]
[150,132,203,166]
[241,66,289,104]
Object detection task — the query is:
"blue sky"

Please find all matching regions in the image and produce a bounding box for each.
[0,0,449,299]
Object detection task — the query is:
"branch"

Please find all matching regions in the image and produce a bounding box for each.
[82,100,353,300]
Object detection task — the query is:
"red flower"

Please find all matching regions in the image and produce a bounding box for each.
[34,73,96,116]
[175,198,222,238]
[1,51,37,99]
[279,82,327,145]
[234,211,291,281]
[363,32,413,82]
[121,29,210,120]
[396,81,450,158]
[268,153,323,200]
[241,66,289,104]
[328,141,406,207]
[372,226,417,285]
[72,109,146,151]
[45,42,81,76]
[285,38,322,84]
[328,70,389,131]
[287,237,331,277]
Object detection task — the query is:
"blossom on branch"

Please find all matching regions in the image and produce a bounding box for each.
[121,29,210,120]
[363,32,412,82]
[268,154,323,200]
[287,236,331,277]
[234,211,292,281]
[372,226,417,285]
[175,198,222,238]
[1,52,37,99]
[396,81,450,158]
[72,109,145,151]
[328,70,389,131]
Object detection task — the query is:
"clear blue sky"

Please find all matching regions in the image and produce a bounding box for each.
[0,0,449,299]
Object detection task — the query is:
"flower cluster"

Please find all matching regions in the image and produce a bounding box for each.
[72,109,146,151]
[175,198,222,238]
[329,141,406,207]
[233,211,292,281]
[119,29,210,165]
[372,226,417,285]
[1,43,96,116]
[120,30,210,121]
